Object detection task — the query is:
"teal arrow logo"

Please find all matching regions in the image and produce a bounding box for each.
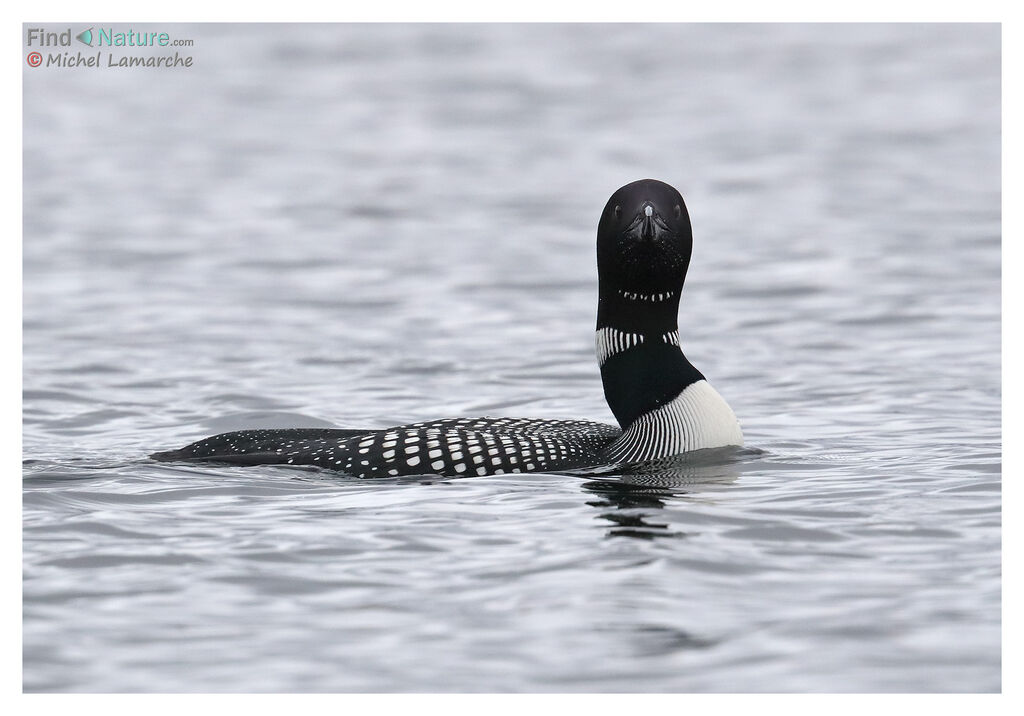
[76,28,93,46]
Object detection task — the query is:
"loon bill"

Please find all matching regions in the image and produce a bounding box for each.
[151,179,743,477]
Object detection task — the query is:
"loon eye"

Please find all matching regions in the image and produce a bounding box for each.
[613,205,621,219]
[673,204,682,219]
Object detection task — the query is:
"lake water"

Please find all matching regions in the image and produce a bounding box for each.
[22,23,1001,692]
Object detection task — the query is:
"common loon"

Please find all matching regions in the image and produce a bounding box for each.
[151,179,743,477]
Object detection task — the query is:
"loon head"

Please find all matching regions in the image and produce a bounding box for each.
[597,179,693,300]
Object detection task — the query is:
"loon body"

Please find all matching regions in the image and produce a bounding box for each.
[152,179,742,477]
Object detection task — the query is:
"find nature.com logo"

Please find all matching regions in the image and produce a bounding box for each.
[26,26,195,69]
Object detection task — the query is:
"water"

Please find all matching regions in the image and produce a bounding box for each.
[22,24,1000,692]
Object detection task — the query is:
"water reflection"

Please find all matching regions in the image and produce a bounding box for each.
[577,447,752,539]
[584,487,677,539]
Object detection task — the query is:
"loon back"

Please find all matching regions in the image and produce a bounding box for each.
[151,418,622,478]
[151,179,742,477]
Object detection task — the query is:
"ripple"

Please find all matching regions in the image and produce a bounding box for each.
[40,553,208,569]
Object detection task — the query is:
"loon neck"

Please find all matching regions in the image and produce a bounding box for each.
[595,286,704,429]
[596,285,681,336]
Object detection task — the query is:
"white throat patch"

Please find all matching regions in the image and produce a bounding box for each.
[595,327,644,366]
[618,289,675,303]
[596,329,682,366]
